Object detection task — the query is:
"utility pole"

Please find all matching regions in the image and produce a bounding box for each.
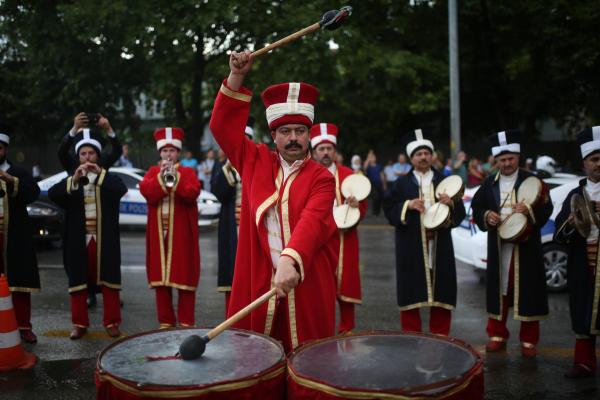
[448,0,461,158]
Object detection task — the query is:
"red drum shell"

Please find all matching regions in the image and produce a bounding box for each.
[287,331,484,400]
[95,328,286,400]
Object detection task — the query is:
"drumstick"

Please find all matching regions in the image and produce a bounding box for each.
[431,188,447,222]
[251,6,352,58]
[177,288,277,360]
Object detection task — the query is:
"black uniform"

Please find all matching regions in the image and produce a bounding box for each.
[554,179,600,335]
[2,163,40,292]
[48,170,126,292]
[211,160,239,293]
[471,169,552,320]
[383,168,465,311]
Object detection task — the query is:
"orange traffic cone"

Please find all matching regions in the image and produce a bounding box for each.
[0,274,36,372]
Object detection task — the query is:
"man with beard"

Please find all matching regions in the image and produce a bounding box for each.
[310,123,367,333]
[383,129,465,335]
[471,130,551,357]
[140,127,200,329]
[554,126,600,378]
[210,117,254,316]
[209,50,338,352]
[0,123,40,343]
[49,129,127,339]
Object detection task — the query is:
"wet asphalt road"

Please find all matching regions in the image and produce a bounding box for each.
[1,217,599,399]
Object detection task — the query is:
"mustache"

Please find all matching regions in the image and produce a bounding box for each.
[285,141,302,150]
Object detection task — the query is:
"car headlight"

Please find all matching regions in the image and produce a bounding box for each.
[27,205,58,217]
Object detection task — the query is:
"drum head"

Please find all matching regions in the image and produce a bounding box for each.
[341,174,372,201]
[333,204,360,229]
[288,332,481,396]
[517,176,542,205]
[499,213,528,240]
[435,175,464,199]
[423,203,450,230]
[97,328,284,387]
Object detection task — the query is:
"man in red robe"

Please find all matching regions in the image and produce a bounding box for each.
[140,127,201,328]
[310,123,367,333]
[209,51,338,352]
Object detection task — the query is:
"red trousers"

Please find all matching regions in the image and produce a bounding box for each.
[70,237,121,328]
[338,300,355,333]
[12,292,32,330]
[486,259,539,344]
[1,231,33,331]
[401,307,452,336]
[574,336,597,371]
[154,286,196,327]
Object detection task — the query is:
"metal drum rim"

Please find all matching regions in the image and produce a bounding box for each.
[287,330,483,399]
[95,327,286,396]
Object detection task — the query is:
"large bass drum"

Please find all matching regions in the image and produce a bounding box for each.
[287,332,484,400]
[95,328,286,400]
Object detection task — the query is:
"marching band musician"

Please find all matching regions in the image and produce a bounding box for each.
[554,126,600,378]
[209,51,339,352]
[140,128,201,329]
[0,123,41,344]
[210,117,255,316]
[48,129,127,339]
[471,130,552,357]
[310,123,367,333]
[383,129,465,336]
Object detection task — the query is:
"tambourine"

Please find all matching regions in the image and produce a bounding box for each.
[498,213,531,243]
[423,203,451,231]
[435,175,464,201]
[333,204,361,230]
[341,174,371,201]
[517,176,545,206]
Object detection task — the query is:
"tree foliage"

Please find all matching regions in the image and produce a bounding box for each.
[1,0,599,162]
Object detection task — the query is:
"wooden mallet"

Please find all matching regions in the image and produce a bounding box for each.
[251,6,353,58]
[177,288,278,360]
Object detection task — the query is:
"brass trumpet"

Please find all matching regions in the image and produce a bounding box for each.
[163,160,178,188]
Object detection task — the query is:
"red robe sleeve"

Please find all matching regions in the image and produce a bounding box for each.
[173,166,200,205]
[209,79,257,175]
[139,166,167,205]
[282,168,337,280]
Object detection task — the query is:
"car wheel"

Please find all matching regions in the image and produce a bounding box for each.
[543,243,568,292]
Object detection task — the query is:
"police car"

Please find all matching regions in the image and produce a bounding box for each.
[37,167,221,227]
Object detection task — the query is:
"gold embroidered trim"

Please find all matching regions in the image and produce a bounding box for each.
[281,247,304,282]
[68,284,87,293]
[98,364,285,397]
[287,363,481,400]
[220,83,252,102]
[400,200,410,225]
[398,301,454,312]
[8,287,40,293]
[339,295,362,304]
